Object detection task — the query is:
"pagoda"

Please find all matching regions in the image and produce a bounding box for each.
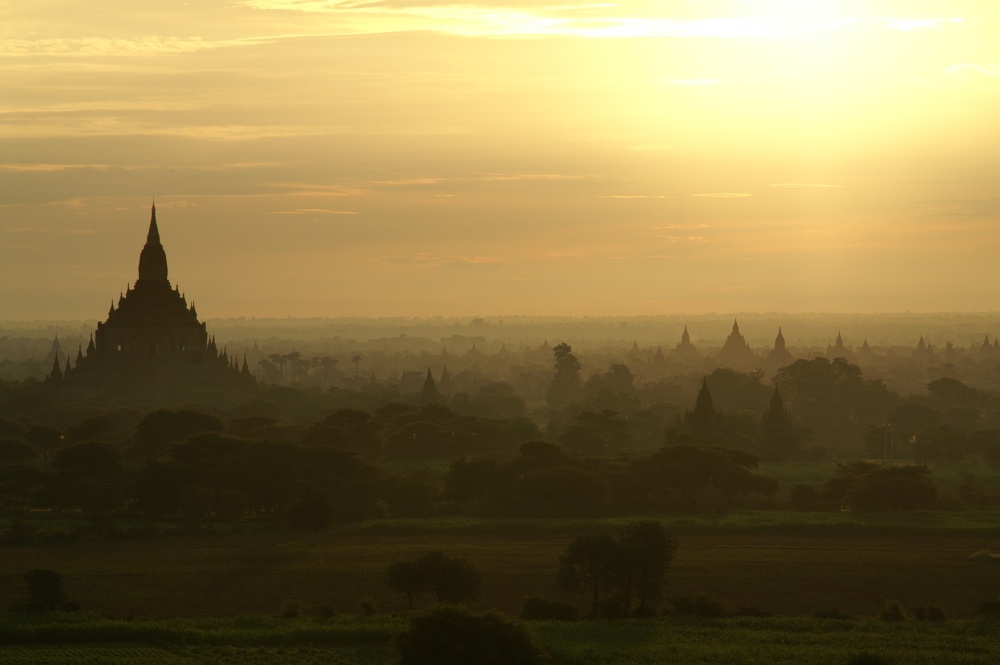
[671,325,699,362]
[765,327,793,367]
[48,204,253,394]
[716,319,755,367]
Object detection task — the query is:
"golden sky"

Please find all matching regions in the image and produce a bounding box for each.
[2,1,999,319]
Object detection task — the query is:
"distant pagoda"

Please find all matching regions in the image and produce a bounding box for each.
[47,203,254,395]
[765,327,793,367]
[717,319,755,367]
[671,325,699,362]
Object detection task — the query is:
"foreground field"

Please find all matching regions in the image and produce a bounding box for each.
[1,512,998,620]
[0,613,998,665]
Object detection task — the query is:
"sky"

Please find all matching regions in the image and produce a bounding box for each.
[2,1,999,320]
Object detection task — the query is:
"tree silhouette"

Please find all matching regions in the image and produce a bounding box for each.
[547,343,582,408]
[558,534,617,615]
[387,551,481,609]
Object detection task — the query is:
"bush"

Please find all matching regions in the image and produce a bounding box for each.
[0,520,39,546]
[395,607,548,665]
[969,550,1000,564]
[670,594,727,618]
[814,607,855,621]
[978,598,1000,617]
[847,654,890,665]
[912,606,946,622]
[519,596,576,621]
[10,569,72,612]
[789,484,824,511]
[387,551,481,609]
[879,600,907,622]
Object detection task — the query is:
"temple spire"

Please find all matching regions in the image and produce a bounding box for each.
[148,202,161,245]
[137,201,168,283]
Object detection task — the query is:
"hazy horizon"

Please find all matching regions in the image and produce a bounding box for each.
[3,1,999,319]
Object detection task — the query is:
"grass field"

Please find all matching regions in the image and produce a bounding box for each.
[1,512,998,620]
[0,613,997,665]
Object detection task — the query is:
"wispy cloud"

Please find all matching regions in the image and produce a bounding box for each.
[2,226,94,236]
[884,17,963,33]
[598,194,668,199]
[703,285,758,292]
[664,78,716,87]
[270,209,360,215]
[768,183,845,189]
[654,234,708,243]
[0,37,216,57]
[386,252,509,266]
[945,63,1000,78]
[693,192,752,198]
[0,163,113,173]
[232,1,902,40]
[653,223,708,230]
[267,183,366,197]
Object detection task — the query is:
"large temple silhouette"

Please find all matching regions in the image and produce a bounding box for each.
[46,204,254,395]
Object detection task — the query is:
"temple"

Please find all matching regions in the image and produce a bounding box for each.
[765,327,793,367]
[671,325,699,362]
[47,204,254,395]
[717,319,755,367]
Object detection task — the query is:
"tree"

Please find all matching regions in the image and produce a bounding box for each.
[284,484,334,541]
[614,521,677,615]
[65,416,114,443]
[758,388,809,461]
[546,343,582,409]
[514,465,612,518]
[558,521,677,617]
[558,534,617,616]
[50,441,120,480]
[388,558,436,610]
[558,409,629,456]
[131,409,224,458]
[14,569,69,612]
[773,357,897,447]
[825,462,937,511]
[583,364,640,414]
[394,607,547,665]
[633,445,776,512]
[0,438,37,465]
[387,551,481,609]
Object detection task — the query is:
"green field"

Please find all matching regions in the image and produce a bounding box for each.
[0,613,997,665]
[1,512,998,620]
[1,512,999,663]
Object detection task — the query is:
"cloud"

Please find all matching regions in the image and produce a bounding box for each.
[703,285,758,292]
[2,227,94,236]
[270,209,360,215]
[653,223,708,230]
[477,173,591,182]
[883,17,963,33]
[598,194,668,199]
[944,63,1000,78]
[693,192,753,198]
[663,78,716,87]
[267,183,366,197]
[654,234,708,243]
[231,1,883,39]
[385,252,508,266]
[0,164,113,173]
[767,183,845,189]
[0,36,215,57]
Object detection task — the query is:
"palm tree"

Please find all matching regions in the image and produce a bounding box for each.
[352,354,362,377]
